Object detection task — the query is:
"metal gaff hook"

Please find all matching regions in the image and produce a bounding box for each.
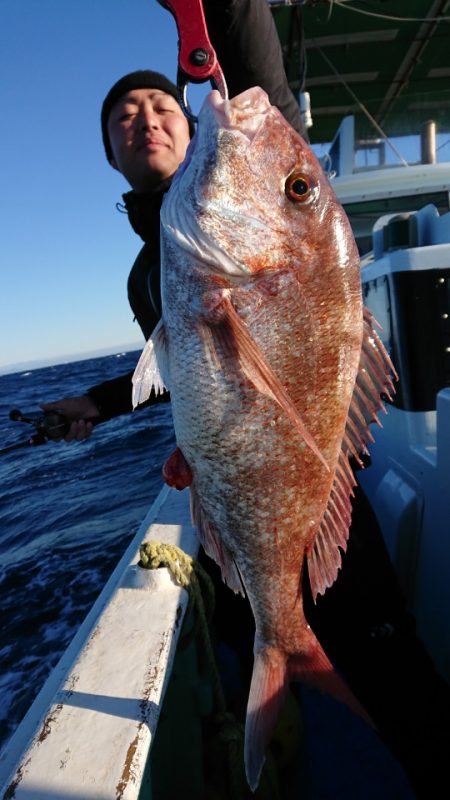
[176,65,228,123]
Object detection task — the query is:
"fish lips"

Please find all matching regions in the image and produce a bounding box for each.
[206,87,272,141]
[176,86,279,183]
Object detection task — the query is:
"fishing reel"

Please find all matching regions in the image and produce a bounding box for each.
[2,409,71,453]
[10,408,70,440]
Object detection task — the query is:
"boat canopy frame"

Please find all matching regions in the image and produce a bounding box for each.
[270,0,450,144]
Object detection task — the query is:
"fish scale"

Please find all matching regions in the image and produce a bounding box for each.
[133,86,395,791]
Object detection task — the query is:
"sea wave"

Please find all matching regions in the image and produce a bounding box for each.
[0,351,175,751]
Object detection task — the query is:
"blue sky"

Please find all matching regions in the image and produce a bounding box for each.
[2,2,450,373]
[0,0,209,372]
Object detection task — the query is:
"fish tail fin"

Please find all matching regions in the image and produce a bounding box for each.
[245,648,289,792]
[289,630,373,729]
[245,636,373,791]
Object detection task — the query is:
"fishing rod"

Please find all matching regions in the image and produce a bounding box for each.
[1,409,81,454]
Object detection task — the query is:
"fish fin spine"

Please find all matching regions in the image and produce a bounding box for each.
[308,306,398,601]
[344,306,398,461]
[308,452,356,600]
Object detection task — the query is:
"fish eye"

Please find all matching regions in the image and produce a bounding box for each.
[285,171,312,203]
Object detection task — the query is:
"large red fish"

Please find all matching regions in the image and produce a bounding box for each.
[133,87,395,790]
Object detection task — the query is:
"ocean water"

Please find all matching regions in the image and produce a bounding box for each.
[0,351,175,753]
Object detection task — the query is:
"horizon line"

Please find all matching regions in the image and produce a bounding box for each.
[0,341,144,377]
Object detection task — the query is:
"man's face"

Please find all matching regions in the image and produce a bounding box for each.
[107,88,191,191]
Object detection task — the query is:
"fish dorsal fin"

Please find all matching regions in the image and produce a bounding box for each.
[308,306,397,601]
[190,485,245,595]
[132,320,169,408]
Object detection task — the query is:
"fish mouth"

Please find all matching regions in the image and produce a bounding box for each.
[176,86,274,176]
[205,87,272,142]
[175,87,272,186]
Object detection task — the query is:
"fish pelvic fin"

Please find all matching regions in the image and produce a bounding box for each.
[162,446,193,490]
[245,636,373,791]
[203,289,329,472]
[132,320,169,408]
[307,306,398,601]
[190,484,244,595]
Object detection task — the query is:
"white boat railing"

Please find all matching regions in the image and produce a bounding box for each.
[0,484,198,800]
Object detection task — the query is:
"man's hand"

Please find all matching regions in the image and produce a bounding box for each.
[40,396,101,442]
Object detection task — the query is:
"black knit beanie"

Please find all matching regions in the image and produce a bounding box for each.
[101,70,195,163]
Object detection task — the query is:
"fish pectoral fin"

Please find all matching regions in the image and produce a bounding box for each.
[204,290,329,472]
[132,320,169,408]
[190,484,244,596]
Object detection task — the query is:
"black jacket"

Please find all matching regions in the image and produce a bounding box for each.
[88,0,306,419]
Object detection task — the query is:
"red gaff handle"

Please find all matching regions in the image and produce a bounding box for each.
[159,0,219,83]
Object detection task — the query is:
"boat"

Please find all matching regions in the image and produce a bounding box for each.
[280,0,450,681]
[1,1,449,797]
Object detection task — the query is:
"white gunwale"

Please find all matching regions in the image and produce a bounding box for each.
[0,485,197,800]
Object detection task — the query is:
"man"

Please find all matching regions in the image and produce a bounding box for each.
[41,2,450,796]
[41,71,196,437]
[41,0,306,438]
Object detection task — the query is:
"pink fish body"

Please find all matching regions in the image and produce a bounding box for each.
[133,87,395,790]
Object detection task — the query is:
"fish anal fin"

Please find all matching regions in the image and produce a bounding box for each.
[132,320,169,408]
[202,289,329,472]
[190,485,244,595]
[162,447,193,490]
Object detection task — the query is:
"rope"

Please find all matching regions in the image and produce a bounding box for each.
[139,541,253,797]
[139,541,282,798]
[139,540,225,710]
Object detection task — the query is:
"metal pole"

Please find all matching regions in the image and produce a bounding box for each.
[421,120,437,164]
